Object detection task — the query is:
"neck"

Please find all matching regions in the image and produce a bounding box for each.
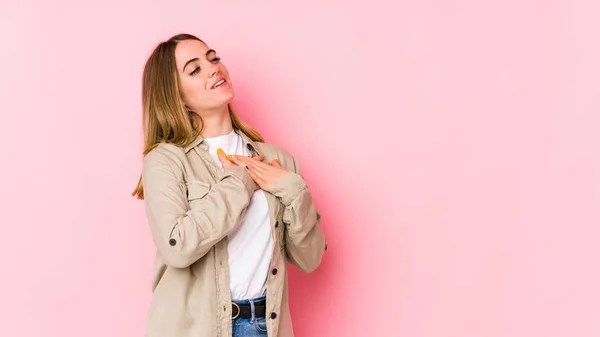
[194,105,233,138]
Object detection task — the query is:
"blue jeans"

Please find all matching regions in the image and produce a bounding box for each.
[231,296,268,336]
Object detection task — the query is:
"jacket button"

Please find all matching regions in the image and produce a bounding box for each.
[270,312,277,319]
[274,221,279,228]
[169,238,177,246]
[272,268,278,275]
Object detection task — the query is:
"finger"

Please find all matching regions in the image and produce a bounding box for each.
[246,166,265,185]
[233,154,254,162]
[216,148,233,167]
[271,159,281,167]
[230,154,248,167]
[229,154,263,162]
[239,156,270,173]
[233,154,257,166]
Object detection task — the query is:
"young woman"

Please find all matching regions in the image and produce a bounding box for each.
[132,33,326,337]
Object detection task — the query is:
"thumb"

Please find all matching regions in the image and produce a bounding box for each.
[271,158,281,167]
[217,148,233,167]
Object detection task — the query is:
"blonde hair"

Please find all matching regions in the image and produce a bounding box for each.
[132,33,263,199]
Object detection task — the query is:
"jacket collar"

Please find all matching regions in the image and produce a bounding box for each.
[236,128,264,157]
[183,128,263,157]
[183,133,204,153]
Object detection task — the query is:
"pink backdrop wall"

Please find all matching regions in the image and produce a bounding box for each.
[1,0,600,336]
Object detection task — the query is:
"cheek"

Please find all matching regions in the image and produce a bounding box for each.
[180,78,207,104]
[218,64,231,79]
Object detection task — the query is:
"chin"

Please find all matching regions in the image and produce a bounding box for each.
[204,97,233,112]
[219,90,235,105]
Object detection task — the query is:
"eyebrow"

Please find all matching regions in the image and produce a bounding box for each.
[182,49,217,72]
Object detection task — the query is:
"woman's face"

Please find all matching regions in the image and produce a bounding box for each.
[175,39,234,115]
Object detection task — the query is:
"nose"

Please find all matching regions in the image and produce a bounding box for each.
[207,63,219,78]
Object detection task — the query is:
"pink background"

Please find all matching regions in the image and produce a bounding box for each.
[1,0,600,336]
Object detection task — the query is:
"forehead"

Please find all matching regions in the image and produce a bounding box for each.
[174,39,213,69]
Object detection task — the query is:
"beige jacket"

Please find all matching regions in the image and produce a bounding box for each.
[141,128,326,337]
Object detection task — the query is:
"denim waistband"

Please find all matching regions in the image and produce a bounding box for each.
[232,295,266,305]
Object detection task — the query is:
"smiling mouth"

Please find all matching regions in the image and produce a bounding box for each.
[211,79,226,89]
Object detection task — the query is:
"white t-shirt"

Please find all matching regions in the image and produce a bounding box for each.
[204,130,274,300]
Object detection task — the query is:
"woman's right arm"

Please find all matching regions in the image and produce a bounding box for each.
[141,149,256,268]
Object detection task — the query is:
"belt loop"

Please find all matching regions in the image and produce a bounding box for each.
[249,298,256,323]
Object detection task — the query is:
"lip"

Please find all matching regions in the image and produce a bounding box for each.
[210,77,227,90]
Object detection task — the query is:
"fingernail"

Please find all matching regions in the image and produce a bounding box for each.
[217,148,224,155]
[245,165,249,170]
[226,154,233,160]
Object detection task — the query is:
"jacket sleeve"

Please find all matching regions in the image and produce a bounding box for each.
[141,150,256,268]
[270,157,326,273]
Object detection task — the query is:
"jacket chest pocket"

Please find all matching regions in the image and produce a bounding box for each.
[185,180,211,209]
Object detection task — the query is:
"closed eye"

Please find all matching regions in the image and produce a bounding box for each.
[189,57,220,76]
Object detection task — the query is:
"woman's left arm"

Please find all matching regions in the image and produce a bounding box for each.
[231,155,327,273]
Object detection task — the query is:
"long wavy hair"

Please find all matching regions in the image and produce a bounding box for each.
[132,33,263,199]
